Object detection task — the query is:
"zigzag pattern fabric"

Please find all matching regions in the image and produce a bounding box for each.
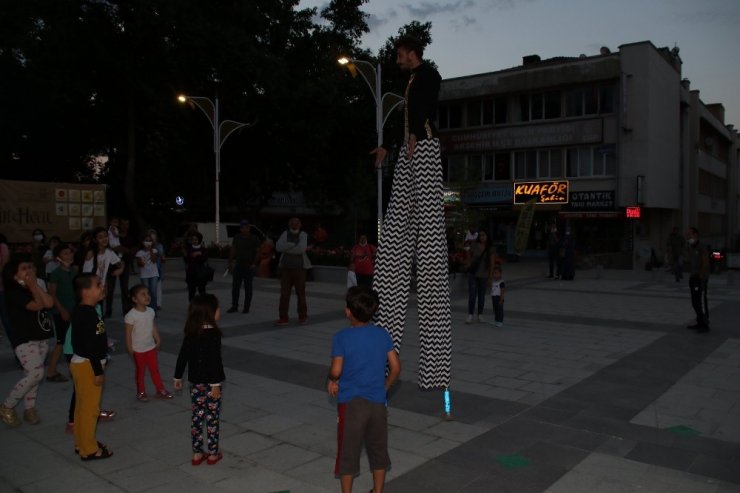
[373,138,452,390]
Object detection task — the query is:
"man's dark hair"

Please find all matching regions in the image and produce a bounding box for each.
[688,226,700,237]
[394,35,425,59]
[74,273,98,298]
[346,286,379,323]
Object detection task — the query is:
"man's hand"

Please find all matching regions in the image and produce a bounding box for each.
[94,374,105,386]
[209,386,221,399]
[405,134,417,161]
[370,147,387,169]
[173,379,183,391]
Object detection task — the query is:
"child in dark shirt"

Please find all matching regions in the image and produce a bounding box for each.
[70,273,112,460]
[174,294,226,466]
[327,286,401,493]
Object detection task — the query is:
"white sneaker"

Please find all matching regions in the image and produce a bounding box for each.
[465,314,473,324]
[476,315,485,323]
[495,322,503,327]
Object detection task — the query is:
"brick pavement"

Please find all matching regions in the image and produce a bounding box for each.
[0,259,738,492]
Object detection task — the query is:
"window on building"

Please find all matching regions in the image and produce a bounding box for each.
[495,97,508,124]
[566,148,578,177]
[438,105,449,129]
[538,150,550,177]
[550,149,563,177]
[565,89,583,117]
[531,93,543,120]
[483,155,494,181]
[482,99,494,125]
[495,152,511,180]
[599,84,616,114]
[468,155,483,182]
[604,150,616,175]
[515,151,538,179]
[518,95,530,122]
[448,103,462,128]
[447,154,466,182]
[578,147,593,176]
[466,101,481,127]
[584,87,598,114]
[544,91,561,119]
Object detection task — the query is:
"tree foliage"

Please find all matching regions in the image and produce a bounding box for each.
[0,2,433,243]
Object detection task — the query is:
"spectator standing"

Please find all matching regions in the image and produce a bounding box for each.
[147,229,166,310]
[227,220,261,314]
[490,267,506,327]
[686,227,710,332]
[30,228,47,275]
[351,235,376,287]
[465,231,493,324]
[82,227,123,318]
[0,233,11,338]
[0,254,55,427]
[327,286,401,493]
[173,294,226,466]
[184,232,209,302]
[46,243,77,383]
[275,217,308,326]
[42,236,62,279]
[135,234,160,310]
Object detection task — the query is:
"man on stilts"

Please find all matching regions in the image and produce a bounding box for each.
[371,35,453,414]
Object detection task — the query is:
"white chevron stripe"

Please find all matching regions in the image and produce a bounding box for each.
[373,138,452,390]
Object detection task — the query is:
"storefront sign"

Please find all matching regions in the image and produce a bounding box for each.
[567,191,615,211]
[461,183,513,205]
[514,180,568,204]
[626,206,641,218]
[441,119,603,153]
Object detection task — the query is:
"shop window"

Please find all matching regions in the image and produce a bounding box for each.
[495,152,511,180]
[544,91,561,119]
[495,97,508,124]
[482,99,494,125]
[466,101,481,127]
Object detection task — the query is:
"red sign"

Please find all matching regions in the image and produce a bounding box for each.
[626,206,641,218]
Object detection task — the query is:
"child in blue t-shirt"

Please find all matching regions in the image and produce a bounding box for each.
[327,286,401,493]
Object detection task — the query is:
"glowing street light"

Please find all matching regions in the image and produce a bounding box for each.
[178,94,252,244]
[338,57,404,235]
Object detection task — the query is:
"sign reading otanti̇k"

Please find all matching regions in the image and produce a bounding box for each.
[514,180,569,204]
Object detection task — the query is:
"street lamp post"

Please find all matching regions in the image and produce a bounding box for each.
[338,57,404,236]
[178,94,251,245]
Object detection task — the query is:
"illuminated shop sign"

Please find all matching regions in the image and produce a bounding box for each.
[514,180,569,204]
[626,206,641,218]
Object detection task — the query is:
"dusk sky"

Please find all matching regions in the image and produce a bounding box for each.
[301,0,740,127]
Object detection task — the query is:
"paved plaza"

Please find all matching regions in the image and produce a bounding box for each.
[1,259,739,492]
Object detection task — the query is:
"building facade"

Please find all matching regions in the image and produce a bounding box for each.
[438,41,739,268]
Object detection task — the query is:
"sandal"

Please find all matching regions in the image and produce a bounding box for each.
[46,373,69,383]
[75,441,107,455]
[81,447,113,461]
[191,453,205,466]
[206,452,223,465]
